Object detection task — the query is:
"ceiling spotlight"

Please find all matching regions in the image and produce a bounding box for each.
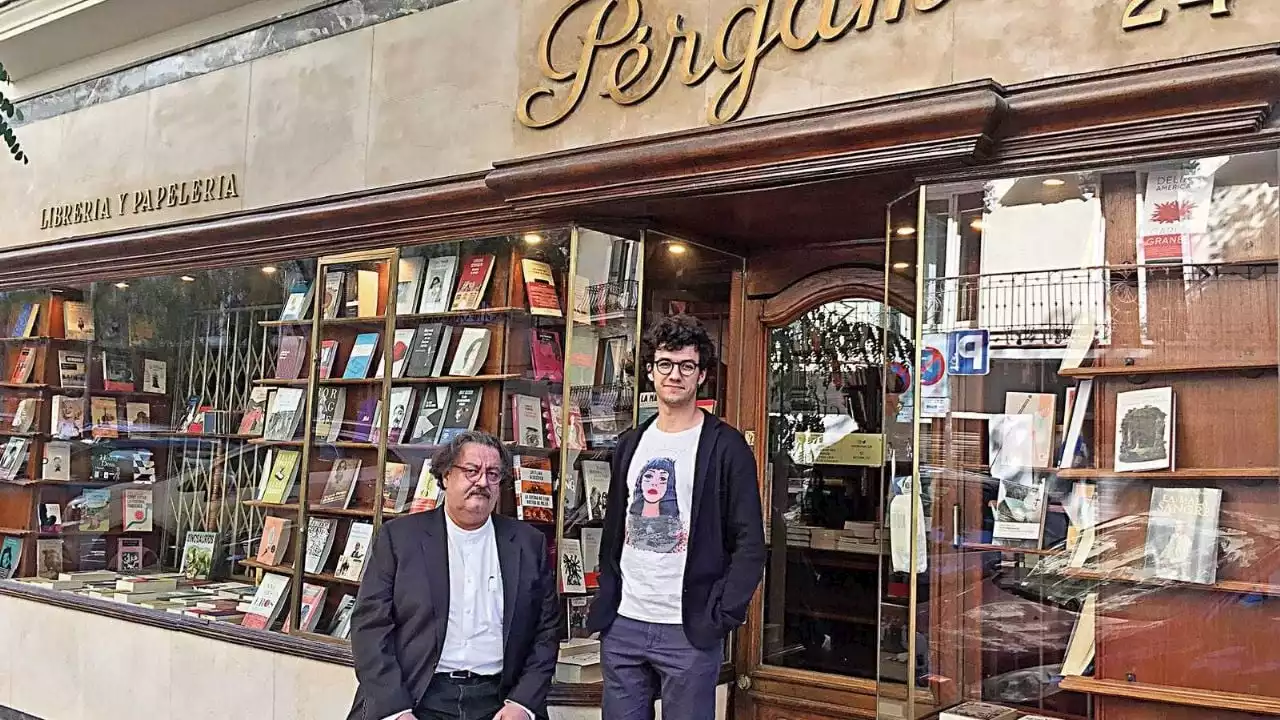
[896,226,916,237]
[892,261,911,270]
[970,218,984,231]
[1042,178,1066,187]
[114,282,129,289]
[180,275,196,282]
[261,265,277,275]
[667,243,688,255]
[522,232,544,245]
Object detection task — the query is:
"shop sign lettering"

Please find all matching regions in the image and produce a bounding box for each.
[1122,0,1231,31]
[518,0,952,129]
[40,173,240,231]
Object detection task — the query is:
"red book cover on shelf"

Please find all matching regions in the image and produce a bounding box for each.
[318,340,339,379]
[450,254,495,312]
[275,336,308,380]
[521,258,563,318]
[9,345,35,384]
[530,329,563,383]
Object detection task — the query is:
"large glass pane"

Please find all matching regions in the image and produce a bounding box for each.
[906,151,1280,720]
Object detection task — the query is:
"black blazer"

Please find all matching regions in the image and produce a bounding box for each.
[348,509,561,720]
[587,410,766,649]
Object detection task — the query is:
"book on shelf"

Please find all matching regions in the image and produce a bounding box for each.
[566,595,594,639]
[254,450,274,500]
[1066,481,1097,567]
[530,329,564,383]
[1003,392,1056,469]
[36,538,63,579]
[1114,386,1175,472]
[335,522,374,581]
[1139,166,1214,264]
[122,488,153,532]
[275,336,308,380]
[562,468,582,515]
[938,703,1019,720]
[511,394,545,449]
[63,301,94,340]
[129,316,156,348]
[42,442,71,482]
[321,270,344,319]
[328,593,357,640]
[11,303,38,338]
[38,503,62,533]
[344,333,380,379]
[418,256,459,314]
[101,352,135,392]
[238,387,271,436]
[410,467,441,513]
[554,650,602,684]
[263,387,305,442]
[382,462,412,513]
[450,254,495,312]
[51,395,84,440]
[284,583,328,633]
[180,531,218,581]
[372,387,415,444]
[257,516,292,565]
[349,397,379,443]
[559,538,587,594]
[304,517,338,574]
[261,450,302,504]
[436,386,482,444]
[580,527,602,589]
[314,387,348,443]
[241,573,292,631]
[0,537,21,579]
[318,458,362,509]
[581,460,610,521]
[407,387,449,445]
[318,339,340,379]
[79,489,110,532]
[567,334,597,388]
[397,257,427,315]
[141,359,166,395]
[546,396,587,451]
[375,328,417,379]
[126,401,150,435]
[57,351,86,389]
[90,397,119,439]
[1059,379,1093,469]
[1060,591,1097,677]
[9,344,35,384]
[521,258,563,318]
[0,437,31,481]
[11,397,36,433]
[516,466,555,523]
[448,328,491,377]
[596,336,629,386]
[989,415,1046,548]
[280,282,314,322]
[1145,486,1222,584]
[404,323,448,378]
[355,269,380,318]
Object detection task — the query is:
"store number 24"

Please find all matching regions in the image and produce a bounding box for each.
[1123,0,1230,31]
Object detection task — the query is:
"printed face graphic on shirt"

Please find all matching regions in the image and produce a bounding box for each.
[625,457,686,554]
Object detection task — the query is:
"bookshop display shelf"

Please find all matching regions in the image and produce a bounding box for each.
[1057,677,1280,715]
[242,500,404,520]
[957,542,1061,557]
[1057,567,1280,598]
[1056,467,1279,480]
[239,558,361,587]
[1059,359,1279,378]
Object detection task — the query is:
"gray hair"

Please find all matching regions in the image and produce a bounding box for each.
[429,430,513,485]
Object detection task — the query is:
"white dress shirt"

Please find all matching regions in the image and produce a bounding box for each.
[381,512,532,720]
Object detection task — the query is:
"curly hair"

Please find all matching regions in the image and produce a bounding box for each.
[642,313,717,370]
[429,430,512,487]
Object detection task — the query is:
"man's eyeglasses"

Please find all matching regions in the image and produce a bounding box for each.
[452,465,505,484]
[652,359,701,377]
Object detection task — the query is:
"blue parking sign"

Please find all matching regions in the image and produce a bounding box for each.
[947,329,990,375]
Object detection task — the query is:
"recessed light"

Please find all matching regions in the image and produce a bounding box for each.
[114,282,129,289]
[261,265,277,275]
[892,261,911,270]
[667,243,688,255]
[970,218,984,231]
[180,275,196,282]
[1042,178,1066,187]
[522,232,544,245]
[895,226,916,237]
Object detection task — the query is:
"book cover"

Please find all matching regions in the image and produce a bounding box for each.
[408,387,449,445]
[382,462,412,513]
[376,387,415,443]
[344,333,380,379]
[318,458,362,509]
[11,303,38,338]
[39,503,62,533]
[512,394,545,448]
[57,351,86,388]
[530,329,564,383]
[36,538,62,579]
[448,327,491,377]
[938,703,1018,720]
[566,595,594,639]
[122,488,153,532]
[1140,166,1214,264]
[285,583,329,633]
[274,336,308,380]
[1060,593,1097,678]
[321,270,345,319]
[1005,392,1057,468]
[328,594,357,639]
[418,256,459,314]
[1114,387,1175,472]
[238,387,271,436]
[180,531,218,580]
[51,395,85,440]
[90,394,119,440]
[304,517,338,574]
[516,466,555,523]
[1145,486,1222,584]
[580,527,602,589]
[356,269,380,318]
[313,387,347,443]
[559,538,586,594]
[0,537,21,579]
[261,450,302,504]
[80,489,110,532]
[257,516,292,566]
[404,323,445,378]
[374,329,417,379]
[241,573,291,631]
[139,358,166,394]
[436,386,482,444]
[429,326,455,378]
[9,344,36,384]
[0,437,29,481]
[117,538,144,572]
[126,402,151,435]
[280,282,314,322]
[349,397,379,443]
[42,441,71,482]
[318,339,340,379]
[450,254,496,311]
[101,352,135,392]
[581,460,610,521]
[63,301,94,340]
[11,397,36,433]
[335,522,373,581]
[396,256,426,315]
[521,258,563,318]
[263,387,305,442]
[129,316,155,347]
[410,466,441,513]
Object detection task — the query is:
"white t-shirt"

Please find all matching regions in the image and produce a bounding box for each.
[617,419,701,624]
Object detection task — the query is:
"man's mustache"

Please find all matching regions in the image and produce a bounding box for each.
[467,487,491,499]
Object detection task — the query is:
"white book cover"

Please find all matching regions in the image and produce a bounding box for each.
[1003,392,1056,468]
[335,522,374,581]
[1145,486,1221,584]
[375,329,418,379]
[63,301,94,340]
[264,388,305,442]
[989,414,1045,545]
[448,328,491,377]
[396,256,427,315]
[1114,387,1175,472]
[242,573,291,630]
[559,538,587,594]
[180,531,218,580]
[581,460,610,521]
[122,488,153,532]
[0,437,29,481]
[315,387,348,443]
[11,398,36,433]
[512,394,544,448]
[42,441,71,482]
[1058,379,1093,469]
[304,517,338,575]
[142,359,166,394]
[126,402,151,434]
[580,527,602,588]
[418,256,458,314]
[372,387,415,444]
[410,466,441,513]
[51,394,85,440]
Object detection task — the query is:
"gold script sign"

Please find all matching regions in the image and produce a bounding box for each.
[518,0,952,129]
[40,173,240,231]
[1122,0,1231,31]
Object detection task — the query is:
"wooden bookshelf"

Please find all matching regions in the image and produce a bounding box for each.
[252,378,308,387]
[1061,359,1278,378]
[242,500,402,520]
[958,542,1060,557]
[238,558,362,587]
[391,373,521,385]
[394,306,527,323]
[1059,567,1280,598]
[1058,677,1280,715]
[1057,467,1279,480]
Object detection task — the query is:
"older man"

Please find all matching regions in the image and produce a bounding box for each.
[348,431,560,720]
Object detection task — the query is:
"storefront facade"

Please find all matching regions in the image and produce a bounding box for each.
[0,1,1277,719]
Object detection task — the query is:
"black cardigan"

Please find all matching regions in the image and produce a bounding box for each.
[586,410,767,649]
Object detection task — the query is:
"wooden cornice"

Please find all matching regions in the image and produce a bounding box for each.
[487,81,1007,212]
[760,266,915,325]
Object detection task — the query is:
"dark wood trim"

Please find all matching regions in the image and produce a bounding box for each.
[760,266,912,326]
[746,243,886,299]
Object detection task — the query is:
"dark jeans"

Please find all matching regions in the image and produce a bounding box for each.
[413,673,504,720]
[601,615,722,720]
